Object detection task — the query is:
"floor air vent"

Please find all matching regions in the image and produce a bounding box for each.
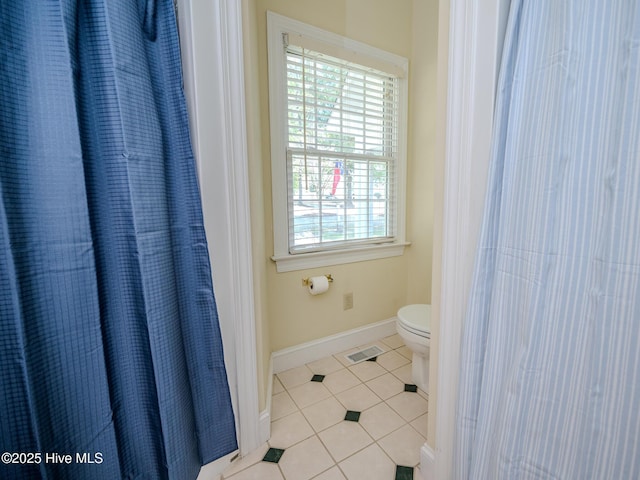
[345,345,385,364]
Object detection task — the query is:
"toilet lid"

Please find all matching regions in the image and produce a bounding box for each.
[398,304,431,337]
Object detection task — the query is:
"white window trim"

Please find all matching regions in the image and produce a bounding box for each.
[267,11,409,273]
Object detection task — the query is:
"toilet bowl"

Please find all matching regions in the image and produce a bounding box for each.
[396,304,431,392]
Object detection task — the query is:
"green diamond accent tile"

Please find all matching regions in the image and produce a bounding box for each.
[263,448,285,463]
[404,384,418,393]
[311,374,325,382]
[344,410,361,422]
[395,465,414,480]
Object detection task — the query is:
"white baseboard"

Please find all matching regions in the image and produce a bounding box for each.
[272,317,398,374]
[420,442,436,480]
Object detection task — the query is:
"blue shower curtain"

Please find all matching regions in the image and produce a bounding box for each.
[0,1,237,479]
[455,1,640,478]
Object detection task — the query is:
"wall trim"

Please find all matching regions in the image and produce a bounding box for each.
[215,0,262,457]
[259,358,273,444]
[272,318,397,374]
[177,0,262,468]
[433,0,476,474]
[266,11,409,270]
[433,0,510,478]
[271,242,409,273]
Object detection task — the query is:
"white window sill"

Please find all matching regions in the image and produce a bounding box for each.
[271,242,410,273]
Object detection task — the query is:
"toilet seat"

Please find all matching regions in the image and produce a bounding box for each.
[397,304,431,339]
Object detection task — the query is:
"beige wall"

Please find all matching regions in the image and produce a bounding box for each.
[242,0,439,409]
[406,1,438,304]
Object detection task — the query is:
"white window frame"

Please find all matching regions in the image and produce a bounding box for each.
[267,11,409,273]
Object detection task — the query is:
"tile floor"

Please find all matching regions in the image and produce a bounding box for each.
[222,334,428,480]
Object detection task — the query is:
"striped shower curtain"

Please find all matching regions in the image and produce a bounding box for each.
[455,1,640,478]
[0,1,237,479]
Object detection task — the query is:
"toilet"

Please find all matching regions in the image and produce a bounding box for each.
[396,304,431,392]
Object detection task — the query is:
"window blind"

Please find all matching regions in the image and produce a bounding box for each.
[285,45,400,253]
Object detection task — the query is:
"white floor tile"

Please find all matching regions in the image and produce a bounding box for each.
[348,360,387,382]
[311,466,347,480]
[390,363,413,385]
[307,356,344,375]
[365,373,404,400]
[273,376,285,395]
[224,461,284,480]
[338,443,396,480]
[377,424,425,467]
[269,411,315,449]
[335,384,381,412]
[376,350,411,372]
[255,335,429,480]
[380,333,405,349]
[410,413,428,438]
[318,421,373,462]
[278,436,335,480]
[287,381,332,409]
[322,368,361,395]
[386,391,429,422]
[271,391,299,421]
[395,345,413,360]
[358,402,405,440]
[301,396,346,433]
[277,365,313,390]
[418,386,429,401]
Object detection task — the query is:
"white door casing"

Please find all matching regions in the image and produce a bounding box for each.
[176,1,262,476]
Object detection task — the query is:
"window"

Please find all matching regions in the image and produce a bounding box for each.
[267,13,409,272]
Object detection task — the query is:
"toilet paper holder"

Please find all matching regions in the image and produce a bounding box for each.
[302,274,333,286]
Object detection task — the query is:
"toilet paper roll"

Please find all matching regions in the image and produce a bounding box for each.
[307,276,329,296]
